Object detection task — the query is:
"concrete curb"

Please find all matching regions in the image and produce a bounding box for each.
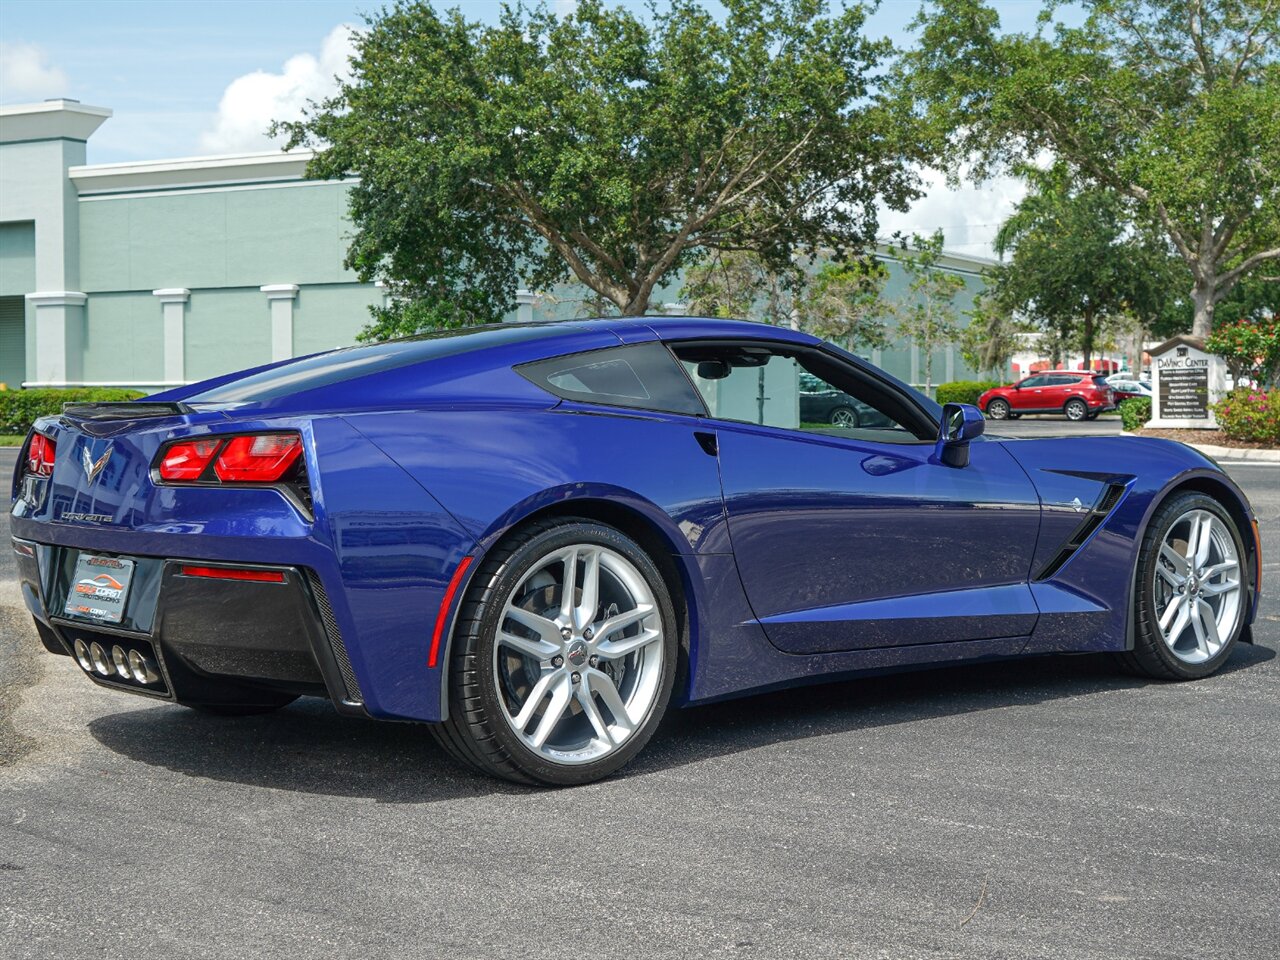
[1120,431,1280,462]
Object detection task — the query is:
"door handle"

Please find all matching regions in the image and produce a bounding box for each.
[694,431,717,457]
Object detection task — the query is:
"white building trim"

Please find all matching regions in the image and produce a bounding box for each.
[152,288,190,382]
[70,148,319,195]
[0,100,111,144]
[261,284,300,362]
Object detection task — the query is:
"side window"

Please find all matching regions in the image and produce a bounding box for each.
[672,342,930,443]
[1020,376,1047,388]
[516,342,706,416]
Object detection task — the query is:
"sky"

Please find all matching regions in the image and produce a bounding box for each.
[0,0,1066,258]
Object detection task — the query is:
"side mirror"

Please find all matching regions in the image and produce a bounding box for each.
[934,403,985,468]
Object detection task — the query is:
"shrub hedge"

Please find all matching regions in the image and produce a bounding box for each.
[1211,388,1280,444]
[0,388,147,436]
[1118,396,1152,432]
[934,380,1003,407]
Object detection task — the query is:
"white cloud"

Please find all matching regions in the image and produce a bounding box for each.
[878,168,1028,261]
[0,42,70,101]
[198,24,358,155]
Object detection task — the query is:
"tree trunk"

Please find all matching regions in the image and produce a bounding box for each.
[1190,275,1214,338]
[1081,307,1095,371]
[923,345,934,394]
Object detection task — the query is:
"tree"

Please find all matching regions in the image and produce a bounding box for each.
[892,231,966,392]
[681,250,891,348]
[280,0,926,334]
[987,165,1181,367]
[906,0,1280,336]
[960,293,1025,377]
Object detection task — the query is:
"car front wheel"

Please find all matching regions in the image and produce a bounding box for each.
[986,398,1011,420]
[433,518,678,786]
[1064,398,1088,420]
[830,406,860,427]
[1121,493,1248,680]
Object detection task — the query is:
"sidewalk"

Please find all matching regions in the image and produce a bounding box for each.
[1120,431,1280,462]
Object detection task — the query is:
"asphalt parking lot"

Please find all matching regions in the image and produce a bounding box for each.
[1,442,1277,959]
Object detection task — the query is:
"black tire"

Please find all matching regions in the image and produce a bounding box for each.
[1118,492,1248,681]
[1085,412,1100,420]
[1064,398,1088,421]
[985,398,1011,420]
[183,694,299,716]
[829,406,860,427]
[1008,413,1022,419]
[432,517,679,786]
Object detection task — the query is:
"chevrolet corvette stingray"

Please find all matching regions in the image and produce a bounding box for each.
[11,317,1261,785]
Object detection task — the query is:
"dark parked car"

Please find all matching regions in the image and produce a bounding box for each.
[799,372,893,428]
[979,371,1116,421]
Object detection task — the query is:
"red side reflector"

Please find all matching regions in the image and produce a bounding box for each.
[179,565,286,583]
[213,433,302,482]
[428,556,474,669]
[26,434,56,478]
[158,438,222,481]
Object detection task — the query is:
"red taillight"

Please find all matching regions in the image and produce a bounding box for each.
[179,564,286,583]
[158,438,223,481]
[25,434,56,478]
[213,434,302,482]
[156,432,303,484]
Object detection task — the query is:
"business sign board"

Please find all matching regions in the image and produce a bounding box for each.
[1148,336,1227,429]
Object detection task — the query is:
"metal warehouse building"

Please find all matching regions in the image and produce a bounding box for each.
[0,99,993,394]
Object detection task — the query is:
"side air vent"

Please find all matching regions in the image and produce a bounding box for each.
[305,570,363,704]
[1035,483,1127,581]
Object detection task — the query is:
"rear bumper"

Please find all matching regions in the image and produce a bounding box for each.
[13,536,366,715]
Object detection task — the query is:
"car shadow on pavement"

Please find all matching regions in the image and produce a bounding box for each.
[87,643,1275,800]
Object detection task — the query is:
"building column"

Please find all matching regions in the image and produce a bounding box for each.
[515,289,536,323]
[945,345,955,383]
[152,288,190,383]
[26,291,86,386]
[261,284,299,362]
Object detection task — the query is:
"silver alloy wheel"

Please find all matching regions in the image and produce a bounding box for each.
[987,399,1010,420]
[830,407,859,427]
[493,543,664,765]
[1154,509,1243,664]
[1065,399,1087,420]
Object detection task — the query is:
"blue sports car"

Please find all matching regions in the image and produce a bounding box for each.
[10,317,1262,785]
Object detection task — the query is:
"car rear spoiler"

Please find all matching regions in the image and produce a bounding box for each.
[61,401,194,421]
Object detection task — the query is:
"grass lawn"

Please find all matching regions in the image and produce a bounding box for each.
[1,434,27,446]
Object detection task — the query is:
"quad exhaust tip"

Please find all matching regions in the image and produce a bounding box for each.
[71,637,160,686]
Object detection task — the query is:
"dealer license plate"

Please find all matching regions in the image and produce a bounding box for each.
[64,554,135,624]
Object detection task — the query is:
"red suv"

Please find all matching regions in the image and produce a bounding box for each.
[978,372,1116,421]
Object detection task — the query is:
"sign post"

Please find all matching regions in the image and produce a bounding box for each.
[1148,335,1228,429]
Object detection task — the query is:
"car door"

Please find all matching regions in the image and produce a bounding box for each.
[671,340,1043,655]
[1009,375,1048,412]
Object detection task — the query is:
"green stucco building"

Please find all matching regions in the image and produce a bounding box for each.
[0,99,993,394]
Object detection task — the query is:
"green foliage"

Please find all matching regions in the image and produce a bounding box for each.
[891,231,966,389]
[1119,395,1153,431]
[935,380,1002,405]
[281,0,926,328]
[357,292,493,340]
[1211,388,1280,443]
[960,292,1025,377]
[1205,314,1280,386]
[905,0,1280,335]
[987,165,1185,365]
[0,389,146,435]
[680,251,892,349]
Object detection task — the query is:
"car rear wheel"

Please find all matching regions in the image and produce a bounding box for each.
[986,398,1011,420]
[1121,493,1248,680]
[829,406,859,427]
[1064,398,1088,420]
[433,518,678,786]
